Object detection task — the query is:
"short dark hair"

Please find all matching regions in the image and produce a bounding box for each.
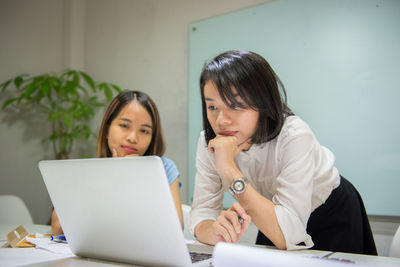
[97,90,165,157]
[200,50,293,144]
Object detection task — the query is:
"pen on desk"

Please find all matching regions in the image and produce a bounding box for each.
[50,234,67,243]
[322,251,334,258]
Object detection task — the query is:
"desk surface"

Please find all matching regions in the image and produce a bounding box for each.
[1,224,400,267]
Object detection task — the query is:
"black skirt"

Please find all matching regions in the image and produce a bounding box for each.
[255,176,378,255]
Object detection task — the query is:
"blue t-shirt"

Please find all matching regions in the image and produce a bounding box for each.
[161,157,180,188]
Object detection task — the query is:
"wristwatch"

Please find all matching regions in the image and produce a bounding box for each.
[229,177,249,196]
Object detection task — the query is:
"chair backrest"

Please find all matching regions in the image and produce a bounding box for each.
[0,195,33,224]
[389,224,400,258]
[182,203,195,240]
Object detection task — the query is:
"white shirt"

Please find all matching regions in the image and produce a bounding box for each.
[190,116,340,250]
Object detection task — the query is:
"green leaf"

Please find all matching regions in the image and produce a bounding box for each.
[0,79,12,92]
[77,85,88,95]
[73,72,80,85]
[41,82,51,96]
[65,81,78,96]
[97,82,106,91]
[49,112,62,122]
[88,96,97,102]
[82,125,91,139]
[2,98,17,109]
[33,89,45,103]
[50,76,61,92]
[79,71,96,91]
[22,82,39,98]
[92,102,104,107]
[64,113,73,128]
[110,83,122,93]
[104,85,113,101]
[49,133,59,141]
[14,75,25,88]
[63,69,74,78]
[86,106,95,116]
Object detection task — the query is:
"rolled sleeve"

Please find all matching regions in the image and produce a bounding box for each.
[274,205,314,250]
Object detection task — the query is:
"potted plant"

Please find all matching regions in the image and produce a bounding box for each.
[0,70,122,159]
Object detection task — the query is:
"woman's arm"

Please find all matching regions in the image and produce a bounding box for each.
[194,220,217,245]
[205,135,287,249]
[194,179,286,249]
[51,210,64,235]
[236,184,286,249]
[170,179,184,229]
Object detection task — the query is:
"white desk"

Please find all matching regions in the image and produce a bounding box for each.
[331,252,400,266]
[1,224,400,267]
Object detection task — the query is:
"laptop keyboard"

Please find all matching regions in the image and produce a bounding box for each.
[189,251,212,263]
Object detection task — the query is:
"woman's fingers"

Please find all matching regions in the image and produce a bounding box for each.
[111,148,118,157]
[230,202,248,230]
[230,202,246,218]
[226,210,242,234]
[208,135,237,152]
[111,148,139,158]
[213,209,246,243]
[215,215,238,242]
[213,219,233,242]
[241,214,251,232]
[124,154,139,157]
[210,135,250,154]
[229,202,251,240]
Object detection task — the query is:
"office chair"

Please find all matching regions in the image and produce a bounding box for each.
[0,195,33,224]
[389,225,400,258]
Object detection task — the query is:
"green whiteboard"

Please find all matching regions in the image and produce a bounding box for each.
[188,0,400,216]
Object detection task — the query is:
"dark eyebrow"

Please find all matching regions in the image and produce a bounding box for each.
[119,118,132,123]
[119,118,152,129]
[142,124,152,129]
[205,94,240,102]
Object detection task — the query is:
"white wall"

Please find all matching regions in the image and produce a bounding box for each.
[82,0,271,205]
[0,0,67,224]
[0,0,269,224]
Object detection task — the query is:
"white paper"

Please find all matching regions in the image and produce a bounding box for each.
[213,243,373,267]
[25,236,74,255]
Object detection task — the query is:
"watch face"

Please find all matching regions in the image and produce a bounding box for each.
[233,180,245,192]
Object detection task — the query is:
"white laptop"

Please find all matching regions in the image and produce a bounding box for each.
[38,156,213,267]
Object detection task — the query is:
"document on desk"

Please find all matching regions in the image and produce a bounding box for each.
[212,243,377,267]
[25,236,74,255]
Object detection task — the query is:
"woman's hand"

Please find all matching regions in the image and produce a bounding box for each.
[208,135,250,181]
[111,148,139,157]
[212,202,251,243]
